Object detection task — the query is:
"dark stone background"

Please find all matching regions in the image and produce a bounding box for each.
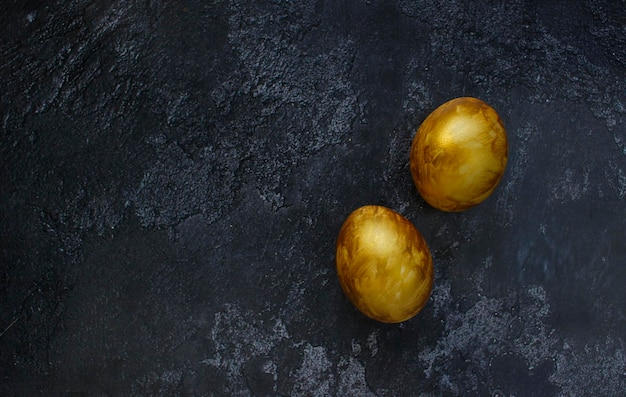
[1,1,625,395]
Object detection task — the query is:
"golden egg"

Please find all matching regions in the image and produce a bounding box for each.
[335,205,434,323]
[410,97,508,212]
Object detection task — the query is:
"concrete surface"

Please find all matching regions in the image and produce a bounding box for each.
[1,0,625,395]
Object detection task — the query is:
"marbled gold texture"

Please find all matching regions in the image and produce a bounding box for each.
[410,97,508,212]
[335,205,434,323]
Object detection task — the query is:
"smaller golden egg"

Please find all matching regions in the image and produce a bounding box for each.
[410,97,508,212]
[335,205,434,323]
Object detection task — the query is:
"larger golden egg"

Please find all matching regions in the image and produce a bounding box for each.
[410,97,508,212]
[335,205,433,323]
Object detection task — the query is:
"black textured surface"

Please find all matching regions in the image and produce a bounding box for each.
[2,1,626,395]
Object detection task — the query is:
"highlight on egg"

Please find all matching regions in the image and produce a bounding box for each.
[410,97,508,212]
[335,205,434,323]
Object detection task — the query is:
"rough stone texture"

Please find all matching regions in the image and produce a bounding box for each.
[1,0,626,395]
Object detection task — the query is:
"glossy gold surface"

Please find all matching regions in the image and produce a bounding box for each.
[410,97,508,212]
[335,205,434,323]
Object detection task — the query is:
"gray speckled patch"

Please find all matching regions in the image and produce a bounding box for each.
[422,277,626,395]
[196,304,381,396]
[552,336,626,396]
[291,344,335,397]
[200,304,289,396]
[420,283,554,393]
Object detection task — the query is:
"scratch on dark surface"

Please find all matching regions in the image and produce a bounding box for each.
[0,316,20,340]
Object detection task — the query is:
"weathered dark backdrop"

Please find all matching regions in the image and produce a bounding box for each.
[2,1,625,395]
